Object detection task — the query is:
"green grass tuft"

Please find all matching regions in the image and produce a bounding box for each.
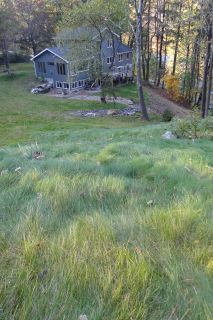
[0,63,212,319]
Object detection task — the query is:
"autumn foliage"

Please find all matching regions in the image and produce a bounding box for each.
[164,74,181,101]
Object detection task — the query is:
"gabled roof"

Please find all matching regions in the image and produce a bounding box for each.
[92,27,120,40]
[55,27,120,42]
[31,47,69,63]
[117,43,133,53]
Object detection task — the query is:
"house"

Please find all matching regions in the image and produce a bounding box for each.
[32,28,133,92]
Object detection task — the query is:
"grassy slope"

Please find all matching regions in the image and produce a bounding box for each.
[0,64,142,146]
[93,83,143,104]
[0,64,212,320]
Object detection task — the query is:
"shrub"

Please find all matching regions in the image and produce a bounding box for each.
[164,74,181,101]
[162,109,173,122]
[173,115,213,139]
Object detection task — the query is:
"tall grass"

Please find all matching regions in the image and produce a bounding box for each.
[0,125,212,319]
[0,64,212,319]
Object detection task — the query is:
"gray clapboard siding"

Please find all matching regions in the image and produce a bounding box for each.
[32,30,133,91]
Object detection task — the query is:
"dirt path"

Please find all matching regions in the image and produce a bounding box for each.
[145,87,190,118]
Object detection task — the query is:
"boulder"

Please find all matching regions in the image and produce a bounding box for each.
[162,131,176,140]
[79,316,88,320]
[107,109,119,116]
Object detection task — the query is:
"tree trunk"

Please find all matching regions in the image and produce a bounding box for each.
[135,0,149,120]
[162,35,168,89]
[172,26,180,75]
[201,23,212,118]
[157,0,166,86]
[188,33,200,104]
[2,34,11,76]
[154,1,159,85]
[141,32,146,80]
[206,49,213,115]
[145,0,151,82]
[172,2,182,76]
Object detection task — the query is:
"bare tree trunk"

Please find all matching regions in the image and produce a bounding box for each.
[182,21,191,97]
[162,34,168,89]
[145,0,151,82]
[201,23,212,118]
[135,0,149,120]
[141,34,146,80]
[157,0,166,86]
[2,34,11,76]
[206,49,213,115]
[187,31,200,105]
[172,2,182,76]
[154,1,159,85]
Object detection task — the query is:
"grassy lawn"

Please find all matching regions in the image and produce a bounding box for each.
[0,63,212,319]
[93,82,143,104]
[113,83,140,102]
[0,63,143,146]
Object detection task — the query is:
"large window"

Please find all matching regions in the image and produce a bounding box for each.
[118,54,123,62]
[107,39,113,48]
[107,56,113,64]
[63,83,69,89]
[56,81,62,88]
[38,62,46,73]
[71,80,86,89]
[57,63,66,75]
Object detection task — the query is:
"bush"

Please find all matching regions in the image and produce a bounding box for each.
[164,74,181,101]
[173,115,213,139]
[162,109,173,122]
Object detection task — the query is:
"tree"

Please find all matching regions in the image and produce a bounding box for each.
[171,0,183,75]
[15,0,57,55]
[131,0,149,120]
[200,0,213,118]
[60,0,129,102]
[0,0,17,75]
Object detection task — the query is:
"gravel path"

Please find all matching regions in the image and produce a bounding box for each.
[68,93,134,107]
[48,87,190,118]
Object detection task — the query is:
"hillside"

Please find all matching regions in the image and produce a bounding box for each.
[0,64,212,320]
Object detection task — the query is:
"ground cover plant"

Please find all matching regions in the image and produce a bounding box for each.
[0,64,212,319]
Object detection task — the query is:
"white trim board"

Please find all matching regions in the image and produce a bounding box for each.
[92,28,120,40]
[31,48,69,63]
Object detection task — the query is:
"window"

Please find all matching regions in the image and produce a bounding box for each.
[107,56,113,64]
[63,83,69,89]
[48,62,54,66]
[37,62,46,73]
[71,82,78,89]
[56,81,62,88]
[71,80,86,89]
[107,39,113,48]
[57,63,66,75]
[78,80,85,87]
[118,54,123,62]
[126,53,130,59]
